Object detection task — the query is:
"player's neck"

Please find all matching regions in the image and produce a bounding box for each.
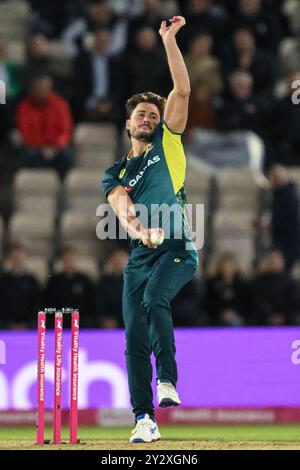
[130,139,149,158]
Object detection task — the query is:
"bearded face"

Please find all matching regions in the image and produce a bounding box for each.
[126,102,160,142]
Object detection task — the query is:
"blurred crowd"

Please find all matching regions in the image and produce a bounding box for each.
[1,0,300,329]
[1,0,300,170]
[1,241,300,330]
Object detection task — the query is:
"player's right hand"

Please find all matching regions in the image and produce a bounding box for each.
[140,227,165,249]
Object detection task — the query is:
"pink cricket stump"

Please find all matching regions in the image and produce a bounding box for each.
[36,311,46,445]
[53,311,63,444]
[70,310,80,444]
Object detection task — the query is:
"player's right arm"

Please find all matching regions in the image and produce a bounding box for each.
[107,186,163,249]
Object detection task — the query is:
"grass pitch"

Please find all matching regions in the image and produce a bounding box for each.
[0,424,299,450]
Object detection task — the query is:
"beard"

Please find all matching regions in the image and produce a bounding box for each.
[129,125,156,142]
[134,131,153,142]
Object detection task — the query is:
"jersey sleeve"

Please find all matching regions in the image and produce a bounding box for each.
[161,120,186,195]
[102,164,122,199]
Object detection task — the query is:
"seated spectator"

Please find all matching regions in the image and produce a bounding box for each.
[73,28,119,122]
[63,0,126,57]
[186,80,219,135]
[17,74,73,180]
[266,71,300,167]
[0,243,40,329]
[249,249,300,325]
[44,246,95,327]
[21,33,70,94]
[203,253,248,326]
[229,0,283,53]
[177,0,229,54]
[120,26,170,103]
[223,28,277,97]
[218,70,265,134]
[95,249,128,329]
[127,0,165,49]
[186,71,265,172]
[185,33,223,94]
[266,165,300,271]
[29,0,83,38]
[172,279,201,327]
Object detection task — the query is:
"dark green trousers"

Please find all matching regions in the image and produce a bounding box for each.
[122,242,198,418]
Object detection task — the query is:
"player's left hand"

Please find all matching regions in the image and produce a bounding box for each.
[159,16,186,41]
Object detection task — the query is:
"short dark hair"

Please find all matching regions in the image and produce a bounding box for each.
[125,92,166,119]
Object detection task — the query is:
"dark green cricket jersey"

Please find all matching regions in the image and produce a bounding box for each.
[102,120,198,264]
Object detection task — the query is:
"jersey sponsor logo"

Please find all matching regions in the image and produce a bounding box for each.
[128,156,160,187]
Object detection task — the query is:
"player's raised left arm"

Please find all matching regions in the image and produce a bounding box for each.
[160,16,190,134]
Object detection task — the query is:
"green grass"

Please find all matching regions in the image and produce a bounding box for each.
[0,424,300,442]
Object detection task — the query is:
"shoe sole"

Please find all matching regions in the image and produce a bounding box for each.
[130,438,160,444]
[159,398,180,408]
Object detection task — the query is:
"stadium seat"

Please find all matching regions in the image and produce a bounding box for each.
[215,169,260,212]
[212,209,255,272]
[7,40,25,65]
[75,123,117,147]
[60,211,100,256]
[8,213,55,257]
[64,169,106,213]
[54,255,99,280]
[74,124,116,169]
[27,256,50,284]
[60,211,116,260]
[76,148,114,169]
[212,209,255,235]
[211,237,254,274]
[0,1,29,40]
[48,40,72,78]
[122,129,132,155]
[13,169,60,217]
[185,162,212,207]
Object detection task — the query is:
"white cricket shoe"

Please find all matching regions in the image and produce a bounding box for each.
[130,414,161,443]
[157,382,181,407]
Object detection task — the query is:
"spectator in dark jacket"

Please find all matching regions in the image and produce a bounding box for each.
[223,28,277,97]
[28,0,83,38]
[218,70,265,135]
[63,0,126,57]
[204,252,248,326]
[266,71,300,167]
[17,74,73,180]
[177,0,228,55]
[119,26,170,105]
[44,246,95,327]
[268,164,300,271]
[21,33,69,94]
[73,28,119,122]
[229,0,283,53]
[95,249,128,329]
[127,0,165,50]
[249,249,300,325]
[0,243,41,329]
[172,279,201,327]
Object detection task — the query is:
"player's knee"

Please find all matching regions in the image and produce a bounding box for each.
[142,291,169,312]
